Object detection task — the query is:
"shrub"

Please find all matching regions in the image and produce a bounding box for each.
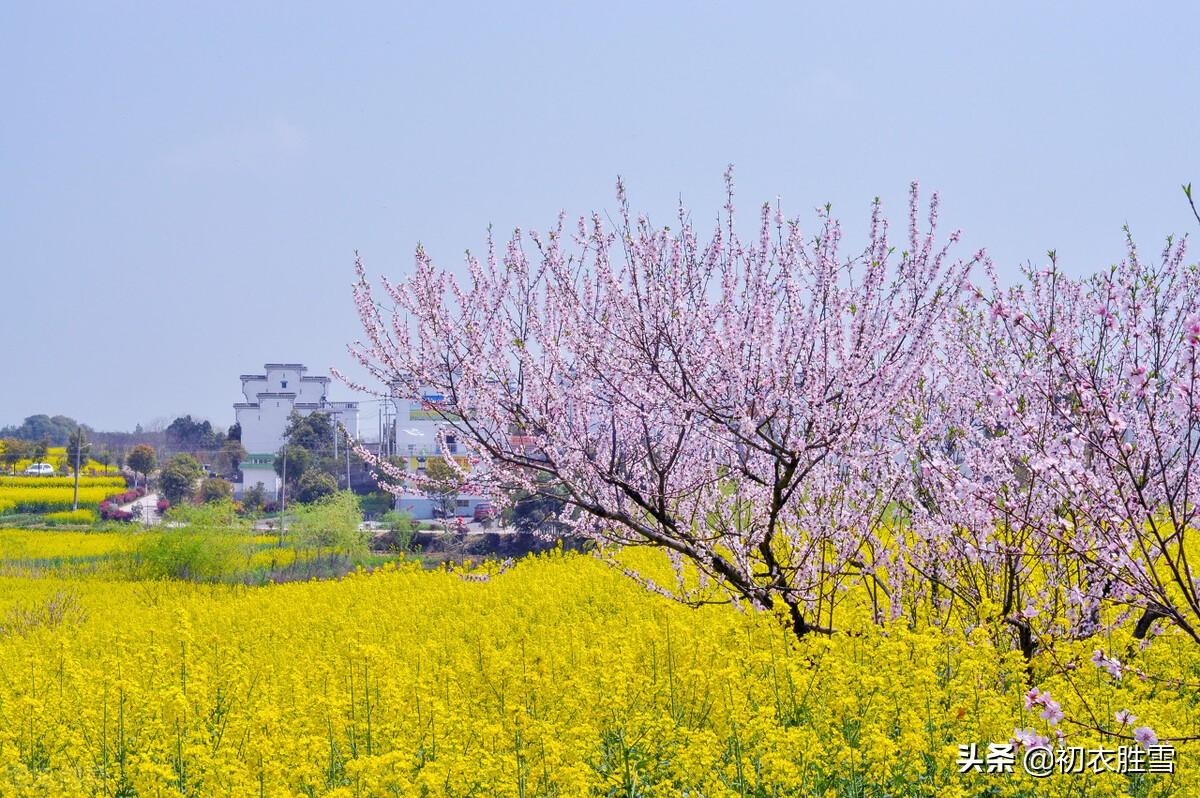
[200,477,233,503]
[134,531,249,581]
[159,454,203,505]
[379,509,416,552]
[295,471,337,504]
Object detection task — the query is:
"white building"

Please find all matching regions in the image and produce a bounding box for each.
[234,363,359,499]
[384,385,489,519]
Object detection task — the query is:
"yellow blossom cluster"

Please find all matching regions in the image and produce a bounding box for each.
[0,476,127,514]
[0,535,1192,796]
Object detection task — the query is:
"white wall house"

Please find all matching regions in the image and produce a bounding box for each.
[383,385,489,519]
[234,363,358,499]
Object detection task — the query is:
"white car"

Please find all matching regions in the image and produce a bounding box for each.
[22,463,55,476]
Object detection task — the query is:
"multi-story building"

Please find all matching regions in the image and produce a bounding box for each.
[234,363,358,499]
[382,384,489,519]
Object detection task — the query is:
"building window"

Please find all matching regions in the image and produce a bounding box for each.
[445,435,457,454]
[281,380,288,389]
[457,499,469,507]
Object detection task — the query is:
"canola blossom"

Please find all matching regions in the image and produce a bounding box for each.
[0,535,1193,797]
[0,476,129,515]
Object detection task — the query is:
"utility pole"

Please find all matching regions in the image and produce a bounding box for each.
[71,429,83,511]
[279,446,287,546]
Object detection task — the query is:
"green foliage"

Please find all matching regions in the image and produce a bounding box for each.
[159,454,204,505]
[0,414,86,446]
[504,474,571,535]
[295,471,337,504]
[274,444,312,485]
[290,491,366,562]
[164,415,223,452]
[138,499,252,581]
[421,456,462,518]
[216,439,246,477]
[134,532,248,582]
[357,491,393,518]
[242,482,266,513]
[199,477,233,503]
[284,412,336,453]
[1,439,29,474]
[63,428,91,474]
[164,499,251,534]
[127,444,156,483]
[380,509,415,551]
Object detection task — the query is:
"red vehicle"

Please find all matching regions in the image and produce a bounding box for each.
[472,502,496,522]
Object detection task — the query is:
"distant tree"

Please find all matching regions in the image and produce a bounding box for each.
[1,439,28,474]
[273,444,313,487]
[227,422,241,442]
[65,427,92,510]
[216,438,247,477]
[296,471,337,504]
[199,477,234,503]
[93,449,112,474]
[0,414,86,445]
[284,412,336,454]
[127,444,157,488]
[160,454,204,505]
[64,428,91,474]
[421,456,464,523]
[165,415,222,452]
[32,438,49,464]
[504,474,572,535]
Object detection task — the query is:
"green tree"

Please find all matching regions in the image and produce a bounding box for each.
[422,456,464,524]
[504,474,571,535]
[64,428,91,474]
[296,471,337,504]
[165,415,222,452]
[380,509,416,552]
[160,454,204,505]
[242,482,267,513]
[65,427,92,510]
[1,439,28,474]
[291,491,366,563]
[0,414,85,445]
[216,438,247,478]
[32,438,49,465]
[284,412,336,454]
[127,444,157,489]
[200,477,234,503]
[273,444,313,492]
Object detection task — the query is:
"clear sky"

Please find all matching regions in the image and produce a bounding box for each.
[2,2,1197,432]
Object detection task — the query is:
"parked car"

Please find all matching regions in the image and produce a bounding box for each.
[472,502,496,522]
[22,463,55,476]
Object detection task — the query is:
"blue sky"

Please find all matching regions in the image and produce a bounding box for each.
[2,2,1197,431]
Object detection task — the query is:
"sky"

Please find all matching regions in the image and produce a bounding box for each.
[1,2,1197,433]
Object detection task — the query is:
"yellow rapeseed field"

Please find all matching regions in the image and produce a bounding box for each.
[0,476,127,515]
[0,533,1193,797]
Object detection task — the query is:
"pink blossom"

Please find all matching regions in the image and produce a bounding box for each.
[1133,726,1158,747]
[1039,699,1064,726]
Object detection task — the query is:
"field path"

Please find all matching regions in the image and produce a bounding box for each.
[119,492,160,524]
